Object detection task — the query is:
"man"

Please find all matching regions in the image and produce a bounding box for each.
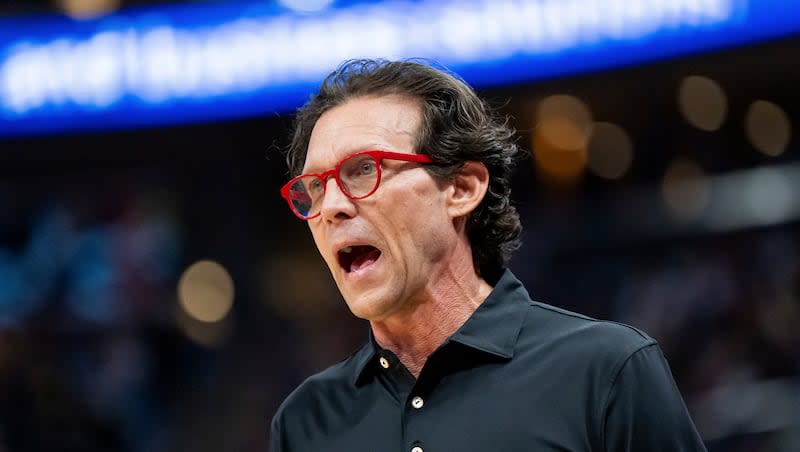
[272,59,706,452]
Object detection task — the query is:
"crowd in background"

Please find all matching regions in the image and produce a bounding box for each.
[0,174,797,451]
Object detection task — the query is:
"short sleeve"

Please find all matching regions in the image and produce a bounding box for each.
[603,344,707,452]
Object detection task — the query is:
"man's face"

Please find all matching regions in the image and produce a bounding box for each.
[303,95,456,321]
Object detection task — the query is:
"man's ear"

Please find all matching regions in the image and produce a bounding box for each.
[446,161,489,219]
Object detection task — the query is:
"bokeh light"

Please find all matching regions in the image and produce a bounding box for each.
[745,100,792,157]
[176,303,233,347]
[533,94,593,182]
[742,167,794,226]
[55,0,121,19]
[178,260,234,323]
[586,122,634,180]
[662,157,711,222]
[678,75,728,132]
[537,94,593,146]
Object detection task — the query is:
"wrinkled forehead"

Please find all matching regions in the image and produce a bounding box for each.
[302,95,423,174]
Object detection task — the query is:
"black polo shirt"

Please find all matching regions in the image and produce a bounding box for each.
[270,270,706,452]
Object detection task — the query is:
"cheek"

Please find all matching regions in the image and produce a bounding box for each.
[308,223,322,247]
[394,179,446,224]
[394,202,453,261]
[308,224,333,264]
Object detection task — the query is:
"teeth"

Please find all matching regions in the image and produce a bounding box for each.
[341,246,352,253]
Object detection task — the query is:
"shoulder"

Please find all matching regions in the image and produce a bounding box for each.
[507,300,704,448]
[520,300,657,372]
[529,301,654,343]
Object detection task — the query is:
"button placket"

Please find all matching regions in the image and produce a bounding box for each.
[403,355,441,452]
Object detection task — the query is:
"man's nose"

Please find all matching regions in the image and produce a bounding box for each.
[319,177,356,222]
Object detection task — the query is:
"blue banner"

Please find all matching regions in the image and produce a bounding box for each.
[1,0,799,137]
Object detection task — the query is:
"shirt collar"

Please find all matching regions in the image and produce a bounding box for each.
[352,269,531,386]
[351,330,381,386]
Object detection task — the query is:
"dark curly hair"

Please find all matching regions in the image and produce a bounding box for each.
[287,59,521,280]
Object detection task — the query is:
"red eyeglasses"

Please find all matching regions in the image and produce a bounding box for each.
[280,150,433,220]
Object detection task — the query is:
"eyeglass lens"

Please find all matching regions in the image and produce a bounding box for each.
[288,154,380,218]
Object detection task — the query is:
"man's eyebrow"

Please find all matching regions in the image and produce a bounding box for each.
[302,146,389,173]
[301,160,335,176]
[303,155,339,174]
[300,163,322,175]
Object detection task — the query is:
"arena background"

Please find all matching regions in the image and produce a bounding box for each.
[0,1,798,451]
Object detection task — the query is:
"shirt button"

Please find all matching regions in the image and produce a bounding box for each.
[411,396,424,409]
[379,357,389,369]
[411,447,423,452]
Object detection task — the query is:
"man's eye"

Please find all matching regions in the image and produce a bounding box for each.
[308,179,323,194]
[357,160,377,175]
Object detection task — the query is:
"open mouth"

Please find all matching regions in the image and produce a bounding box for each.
[337,245,382,273]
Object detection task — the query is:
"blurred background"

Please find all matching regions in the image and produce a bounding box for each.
[0,0,798,451]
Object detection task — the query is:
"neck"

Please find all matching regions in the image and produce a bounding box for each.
[370,263,493,378]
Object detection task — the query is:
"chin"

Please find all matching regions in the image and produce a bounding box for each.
[342,289,395,321]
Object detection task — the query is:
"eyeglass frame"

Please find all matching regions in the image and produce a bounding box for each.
[280,150,433,220]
